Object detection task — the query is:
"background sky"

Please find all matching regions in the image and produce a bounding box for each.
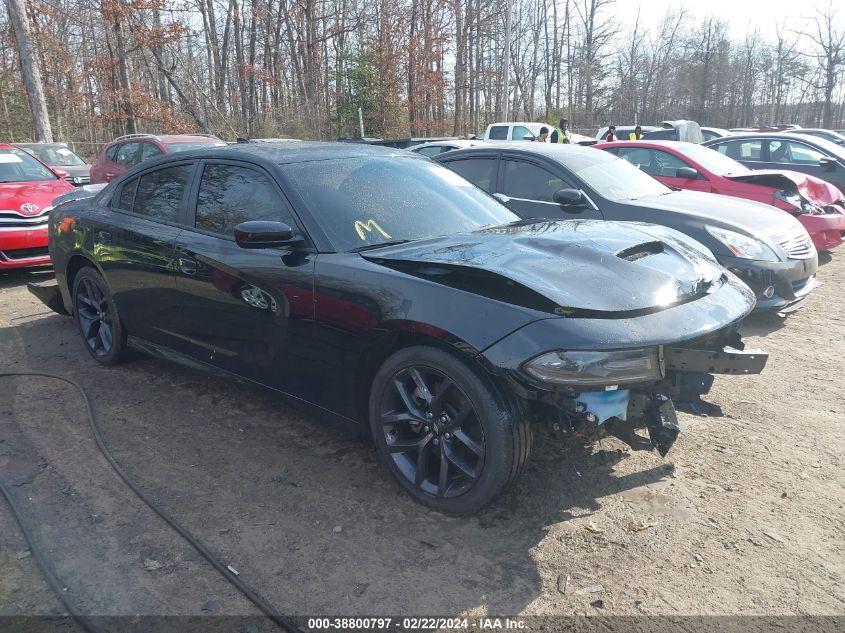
[610,0,829,41]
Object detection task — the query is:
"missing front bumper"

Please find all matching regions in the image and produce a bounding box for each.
[27,279,70,316]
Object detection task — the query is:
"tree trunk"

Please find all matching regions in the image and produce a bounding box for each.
[5,0,53,141]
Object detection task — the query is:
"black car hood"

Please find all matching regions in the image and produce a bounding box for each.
[363,219,725,316]
[626,189,799,240]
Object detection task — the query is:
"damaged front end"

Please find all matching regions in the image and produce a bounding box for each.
[512,330,767,457]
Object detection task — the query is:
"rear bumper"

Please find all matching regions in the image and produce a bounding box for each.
[719,254,818,312]
[0,226,51,269]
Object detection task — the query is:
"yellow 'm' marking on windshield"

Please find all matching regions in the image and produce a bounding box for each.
[354,219,391,240]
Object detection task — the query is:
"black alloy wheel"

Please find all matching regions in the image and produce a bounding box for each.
[381,365,486,499]
[370,346,531,515]
[72,266,126,365]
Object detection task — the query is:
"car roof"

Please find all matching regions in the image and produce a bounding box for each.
[442,142,602,160]
[120,140,415,166]
[709,132,820,141]
[596,139,694,148]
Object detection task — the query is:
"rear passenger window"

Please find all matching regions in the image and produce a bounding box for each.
[488,126,508,140]
[132,164,192,222]
[718,140,762,161]
[195,164,290,236]
[445,158,497,193]
[117,178,138,211]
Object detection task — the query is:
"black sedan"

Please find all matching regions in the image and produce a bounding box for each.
[435,144,819,313]
[703,132,845,193]
[32,142,766,514]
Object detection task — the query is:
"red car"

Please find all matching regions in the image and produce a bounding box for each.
[0,144,74,270]
[90,133,226,184]
[596,140,845,251]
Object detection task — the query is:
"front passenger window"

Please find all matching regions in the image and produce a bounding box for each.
[115,142,140,166]
[502,160,564,202]
[195,164,291,236]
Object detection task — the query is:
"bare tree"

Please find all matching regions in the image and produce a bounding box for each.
[803,3,845,128]
[5,0,52,141]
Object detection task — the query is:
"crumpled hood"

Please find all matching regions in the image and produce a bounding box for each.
[627,189,805,240]
[725,169,844,206]
[0,179,74,214]
[363,219,726,316]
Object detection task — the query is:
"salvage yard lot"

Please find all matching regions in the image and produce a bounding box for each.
[1,256,844,621]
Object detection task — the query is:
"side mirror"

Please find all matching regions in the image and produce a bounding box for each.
[53,168,70,179]
[554,188,585,207]
[675,166,700,179]
[234,221,300,249]
[819,157,836,171]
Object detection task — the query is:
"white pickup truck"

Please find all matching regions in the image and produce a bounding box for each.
[483,122,551,142]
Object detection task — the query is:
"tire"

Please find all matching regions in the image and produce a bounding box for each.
[369,346,531,515]
[72,266,127,365]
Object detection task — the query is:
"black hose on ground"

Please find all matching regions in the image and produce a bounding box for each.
[0,372,301,633]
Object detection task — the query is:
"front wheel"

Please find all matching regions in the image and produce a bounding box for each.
[72,266,127,365]
[369,346,531,515]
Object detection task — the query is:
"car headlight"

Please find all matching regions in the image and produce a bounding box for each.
[774,190,802,210]
[706,225,779,261]
[524,348,664,387]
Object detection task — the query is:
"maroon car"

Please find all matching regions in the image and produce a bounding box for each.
[90,133,226,184]
[596,140,845,252]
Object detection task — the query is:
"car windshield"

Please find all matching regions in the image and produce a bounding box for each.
[165,141,226,153]
[279,156,518,252]
[673,144,749,176]
[0,148,58,183]
[564,149,670,201]
[23,145,87,167]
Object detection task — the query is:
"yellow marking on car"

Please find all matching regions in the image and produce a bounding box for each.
[355,219,391,240]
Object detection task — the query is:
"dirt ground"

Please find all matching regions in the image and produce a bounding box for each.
[1,253,843,629]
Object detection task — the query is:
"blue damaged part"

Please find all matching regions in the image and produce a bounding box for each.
[576,389,631,424]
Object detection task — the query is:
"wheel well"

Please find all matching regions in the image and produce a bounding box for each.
[353,332,504,431]
[65,254,95,296]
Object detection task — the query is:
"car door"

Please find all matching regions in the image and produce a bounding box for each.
[498,155,604,220]
[619,147,712,193]
[98,162,193,345]
[169,159,317,389]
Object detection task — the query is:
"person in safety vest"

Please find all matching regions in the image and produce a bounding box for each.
[551,118,571,143]
[629,125,644,140]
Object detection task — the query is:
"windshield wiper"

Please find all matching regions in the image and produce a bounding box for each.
[350,239,413,253]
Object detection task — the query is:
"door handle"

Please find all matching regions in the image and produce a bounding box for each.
[178,257,198,275]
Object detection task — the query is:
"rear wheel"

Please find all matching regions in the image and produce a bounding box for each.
[369,346,531,515]
[72,266,126,365]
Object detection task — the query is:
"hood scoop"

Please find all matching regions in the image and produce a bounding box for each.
[617,241,664,262]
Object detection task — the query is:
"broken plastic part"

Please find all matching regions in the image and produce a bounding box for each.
[575,389,630,424]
